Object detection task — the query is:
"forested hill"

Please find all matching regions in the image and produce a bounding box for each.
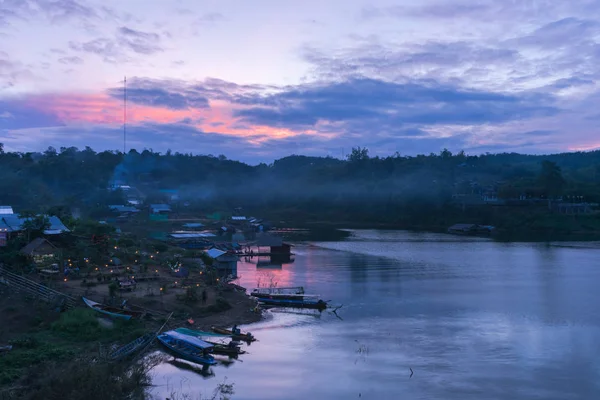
[2,145,600,232]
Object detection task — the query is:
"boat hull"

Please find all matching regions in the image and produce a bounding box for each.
[109,333,154,361]
[258,297,328,310]
[82,297,143,320]
[211,327,256,342]
[157,334,216,365]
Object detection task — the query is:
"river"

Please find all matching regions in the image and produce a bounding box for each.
[150,230,600,399]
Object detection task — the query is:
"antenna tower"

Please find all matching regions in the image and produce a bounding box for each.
[123,76,127,154]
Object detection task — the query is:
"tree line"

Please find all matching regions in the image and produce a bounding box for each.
[1,144,599,230]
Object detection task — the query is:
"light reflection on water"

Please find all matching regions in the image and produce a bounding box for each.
[151,230,600,399]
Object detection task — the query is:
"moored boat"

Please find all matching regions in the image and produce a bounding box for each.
[251,286,304,300]
[211,326,256,342]
[157,331,216,365]
[108,333,154,361]
[257,295,328,310]
[175,328,231,338]
[82,297,144,320]
[174,328,244,356]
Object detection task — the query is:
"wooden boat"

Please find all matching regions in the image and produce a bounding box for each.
[251,286,305,301]
[82,297,144,320]
[175,328,231,338]
[174,328,245,356]
[257,295,328,310]
[108,333,154,361]
[211,326,256,342]
[157,331,216,365]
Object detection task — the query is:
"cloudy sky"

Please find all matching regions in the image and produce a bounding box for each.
[1,0,599,163]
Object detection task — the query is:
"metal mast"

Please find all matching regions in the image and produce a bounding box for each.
[123,76,127,154]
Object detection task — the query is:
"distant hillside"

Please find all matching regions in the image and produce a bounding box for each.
[2,145,600,238]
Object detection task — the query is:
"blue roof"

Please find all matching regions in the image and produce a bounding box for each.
[0,214,70,234]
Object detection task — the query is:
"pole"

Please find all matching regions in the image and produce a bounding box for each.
[124,76,127,154]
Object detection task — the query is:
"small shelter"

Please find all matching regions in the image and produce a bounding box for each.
[20,238,58,266]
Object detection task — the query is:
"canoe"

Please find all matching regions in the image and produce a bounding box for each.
[108,333,154,361]
[211,326,256,342]
[82,297,144,320]
[157,332,216,365]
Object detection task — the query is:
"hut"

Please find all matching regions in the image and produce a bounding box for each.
[20,238,58,266]
[205,248,238,277]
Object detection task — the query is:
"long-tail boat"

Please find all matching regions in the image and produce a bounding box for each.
[82,297,144,320]
[108,333,155,361]
[211,326,256,342]
[157,331,216,365]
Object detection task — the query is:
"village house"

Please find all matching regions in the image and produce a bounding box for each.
[108,205,140,219]
[20,237,59,268]
[205,248,238,277]
[149,204,172,221]
[0,213,70,246]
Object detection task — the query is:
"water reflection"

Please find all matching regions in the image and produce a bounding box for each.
[151,230,600,400]
[167,359,215,378]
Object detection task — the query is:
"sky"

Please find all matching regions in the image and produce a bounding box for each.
[1,0,600,163]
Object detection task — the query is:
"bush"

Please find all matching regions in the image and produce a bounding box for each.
[50,309,102,341]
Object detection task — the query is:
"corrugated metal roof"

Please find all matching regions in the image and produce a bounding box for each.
[231,216,246,221]
[20,238,56,256]
[183,222,204,228]
[0,214,70,233]
[109,205,139,213]
[206,248,226,259]
[0,206,14,215]
[255,234,283,247]
[170,232,216,239]
[150,204,172,213]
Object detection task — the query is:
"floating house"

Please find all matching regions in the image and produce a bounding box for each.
[254,234,293,255]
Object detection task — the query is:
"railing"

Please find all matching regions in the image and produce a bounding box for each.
[0,267,77,309]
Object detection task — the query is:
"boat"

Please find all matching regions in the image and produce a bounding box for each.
[175,327,235,340]
[250,286,305,301]
[257,295,328,310]
[211,326,256,342]
[157,331,216,365]
[108,333,155,361]
[209,342,246,356]
[82,297,144,320]
[174,328,245,356]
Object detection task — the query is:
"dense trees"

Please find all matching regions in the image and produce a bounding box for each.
[0,144,599,228]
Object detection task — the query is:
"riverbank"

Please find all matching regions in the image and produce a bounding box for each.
[0,281,264,399]
[268,208,600,241]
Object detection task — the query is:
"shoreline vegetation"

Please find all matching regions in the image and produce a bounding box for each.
[0,282,258,399]
[1,145,600,243]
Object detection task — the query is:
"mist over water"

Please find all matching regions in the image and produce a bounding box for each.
[151,230,600,399]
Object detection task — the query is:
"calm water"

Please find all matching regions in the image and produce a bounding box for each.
[151,230,600,399]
